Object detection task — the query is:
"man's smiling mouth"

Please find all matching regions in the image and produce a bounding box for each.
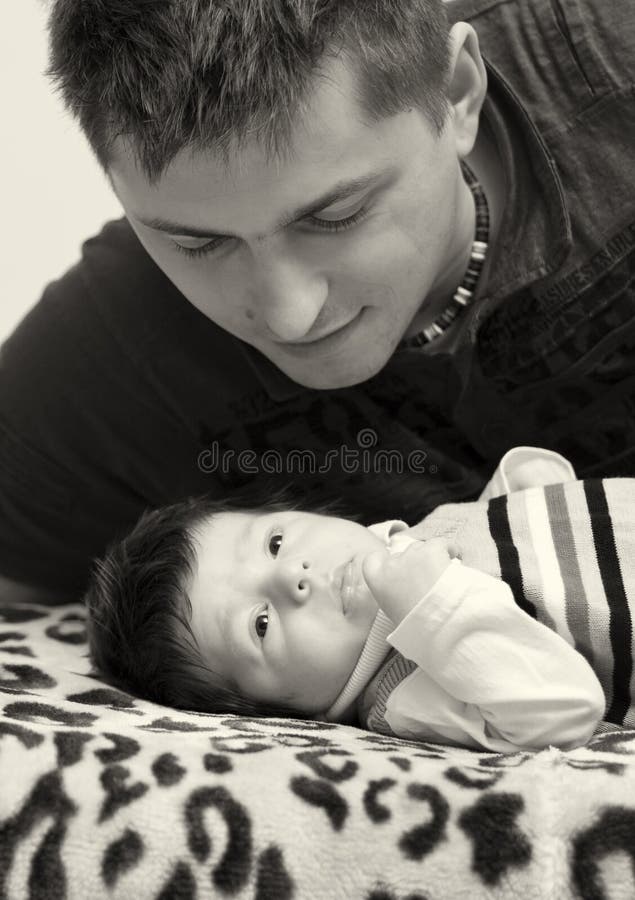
[274,309,367,355]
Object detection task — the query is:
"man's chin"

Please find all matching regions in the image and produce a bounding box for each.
[276,356,388,390]
[254,308,400,389]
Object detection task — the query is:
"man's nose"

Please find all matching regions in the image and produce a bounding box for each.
[249,255,328,341]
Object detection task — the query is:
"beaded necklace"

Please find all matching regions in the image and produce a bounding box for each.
[398,161,489,348]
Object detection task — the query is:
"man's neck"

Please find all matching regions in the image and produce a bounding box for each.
[466,116,506,258]
[403,119,507,340]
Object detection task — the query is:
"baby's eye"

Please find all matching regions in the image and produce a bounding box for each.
[268,532,283,557]
[255,610,269,639]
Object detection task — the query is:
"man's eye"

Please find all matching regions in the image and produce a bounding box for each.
[170,204,370,260]
[172,237,225,258]
[255,611,269,639]
[268,533,283,557]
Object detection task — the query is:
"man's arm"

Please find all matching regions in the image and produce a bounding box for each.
[0,573,77,605]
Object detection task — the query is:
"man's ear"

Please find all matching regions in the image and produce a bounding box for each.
[444,22,488,158]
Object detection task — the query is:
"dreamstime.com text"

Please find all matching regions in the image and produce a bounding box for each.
[197,428,436,476]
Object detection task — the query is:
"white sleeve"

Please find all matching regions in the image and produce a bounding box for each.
[383,559,606,752]
[479,446,577,501]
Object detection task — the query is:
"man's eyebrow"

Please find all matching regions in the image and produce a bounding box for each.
[135,168,389,239]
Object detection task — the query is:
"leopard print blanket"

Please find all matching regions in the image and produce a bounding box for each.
[2,597,635,899]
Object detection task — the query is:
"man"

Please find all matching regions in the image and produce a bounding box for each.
[1,0,633,603]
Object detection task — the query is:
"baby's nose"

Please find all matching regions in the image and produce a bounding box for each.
[275,558,312,603]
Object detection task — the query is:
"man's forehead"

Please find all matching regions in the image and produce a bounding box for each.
[107,55,388,197]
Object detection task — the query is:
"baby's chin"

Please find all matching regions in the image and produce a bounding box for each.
[361,590,381,634]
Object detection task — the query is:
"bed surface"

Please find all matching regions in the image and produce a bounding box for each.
[2,597,635,899]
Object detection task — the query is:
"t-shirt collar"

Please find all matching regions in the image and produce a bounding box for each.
[478,57,572,313]
[235,340,307,402]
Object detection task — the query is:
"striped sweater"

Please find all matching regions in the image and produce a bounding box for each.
[411,477,634,726]
[325,472,635,743]
[324,446,635,744]
[366,477,635,734]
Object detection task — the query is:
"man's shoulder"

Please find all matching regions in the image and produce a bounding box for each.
[0,217,268,537]
[1,218,257,414]
[0,573,76,606]
[78,218,240,360]
[445,0,629,28]
[6,216,243,353]
[444,0,508,24]
[3,218,167,355]
[446,0,634,80]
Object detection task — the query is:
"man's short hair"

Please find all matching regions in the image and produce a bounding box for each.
[84,483,359,719]
[46,0,452,183]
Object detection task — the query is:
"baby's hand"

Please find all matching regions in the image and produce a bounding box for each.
[362,538,455,626]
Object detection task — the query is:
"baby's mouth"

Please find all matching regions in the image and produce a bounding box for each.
[332,558,355,613]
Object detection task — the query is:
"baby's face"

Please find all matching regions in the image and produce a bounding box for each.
[187,510,386,714]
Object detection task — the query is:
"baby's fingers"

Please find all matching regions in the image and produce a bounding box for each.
[361,548,393,591]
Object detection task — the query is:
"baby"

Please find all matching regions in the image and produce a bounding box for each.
[84,447,634,753]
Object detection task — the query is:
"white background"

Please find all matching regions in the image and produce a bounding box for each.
[2,1,123,343]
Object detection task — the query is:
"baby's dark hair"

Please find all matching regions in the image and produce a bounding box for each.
[84,485,358,719]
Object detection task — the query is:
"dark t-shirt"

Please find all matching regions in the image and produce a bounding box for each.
[1,0,634,595]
